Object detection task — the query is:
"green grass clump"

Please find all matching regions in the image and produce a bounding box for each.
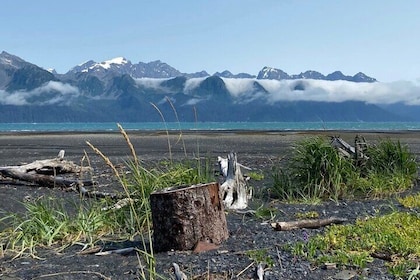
[254,204,278,221]
[271,136,418,202]
[0,198,114,258]
[290,211,420,278]
[247,171,265,181]
[366,139,418,178]
[294,211,319,219]
[398,193,420,209]
[245,248,275,267]
[271,137,354,201]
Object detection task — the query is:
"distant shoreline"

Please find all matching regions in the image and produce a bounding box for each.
[0,129,418,136]
[1,121,420,133]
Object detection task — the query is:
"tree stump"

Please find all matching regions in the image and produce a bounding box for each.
[150,182,229,252]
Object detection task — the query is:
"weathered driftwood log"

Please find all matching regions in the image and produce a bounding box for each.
[330,136,368,160]
[217,155,252,178]
[0,168,91,188]
[0,150,93,188]
[219,152,250,209]
[271,217,348,231]
[150,182,229,252]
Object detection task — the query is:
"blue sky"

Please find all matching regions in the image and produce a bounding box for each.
[2,0,419,82]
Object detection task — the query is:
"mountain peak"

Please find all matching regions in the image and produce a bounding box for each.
[101,57,129,69]
[353,72,377,82]
[214,70,256,79]
[257,66,290,80]
[0,51,27,68]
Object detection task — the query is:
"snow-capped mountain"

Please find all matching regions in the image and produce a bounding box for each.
[2,50,418,123]
[257,67,377,83]
[257,66,290,80]
[67,57,183,79]
[66,55,377,82]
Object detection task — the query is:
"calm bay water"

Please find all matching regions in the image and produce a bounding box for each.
[1,122,420,132]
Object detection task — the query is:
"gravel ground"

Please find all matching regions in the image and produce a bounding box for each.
[1,130,419,279]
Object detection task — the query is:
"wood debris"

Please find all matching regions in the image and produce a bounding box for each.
[271,217,348,231]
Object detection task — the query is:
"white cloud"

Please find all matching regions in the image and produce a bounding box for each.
[5,77,420,107]
[0,81,79,106]
[135,76,420,105]
[221,78,256,97]
[223,78,420,105]
[0,90,28,105]
[134,78,168,91]
[184,98,204,106]
[184,77,207,93]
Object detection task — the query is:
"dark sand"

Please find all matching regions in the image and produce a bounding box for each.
[2,130,420,164]
[1,130,419,279]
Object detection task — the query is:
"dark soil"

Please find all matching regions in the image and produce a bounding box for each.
[1,130,419,280]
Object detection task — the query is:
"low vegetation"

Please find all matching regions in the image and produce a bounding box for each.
[289,211,420,278]
[271,136,418,201]
[274,136,420,278]
[398,193,420,209]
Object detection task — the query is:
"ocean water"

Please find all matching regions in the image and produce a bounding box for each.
[1,122,420,132]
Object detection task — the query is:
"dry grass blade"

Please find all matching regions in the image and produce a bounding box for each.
[150,102,172,161]
[33,270,111,280]
[86,141,121,182]
[117,123,139,165]
[236,261,254,278]
[166,96,187,158]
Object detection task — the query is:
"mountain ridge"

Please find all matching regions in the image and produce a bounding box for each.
[1,50,418,123]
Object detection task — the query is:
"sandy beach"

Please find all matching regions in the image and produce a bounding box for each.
[2,130,420,165]
[1,130,419,279]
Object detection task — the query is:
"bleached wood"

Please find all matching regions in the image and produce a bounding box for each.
[271,217,348,231]
[0,151,93,188]
[219,152,250,209]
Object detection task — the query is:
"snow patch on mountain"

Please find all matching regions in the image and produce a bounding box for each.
[99,57,129,69]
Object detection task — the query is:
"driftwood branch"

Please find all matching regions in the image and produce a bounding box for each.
[1,156,92,176]
[271,217,348,231]
[0,151,135,209]
[0,150,93,189]
[330,136,369,160]
[0,168,91,188]
[219,152,250,209]
[95,247,136,256]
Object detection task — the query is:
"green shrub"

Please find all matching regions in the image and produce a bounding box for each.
[366,139,418,179]
[272,137,354,201]
[271,136,418,202]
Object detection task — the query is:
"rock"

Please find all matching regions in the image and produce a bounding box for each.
[333,270,357,280]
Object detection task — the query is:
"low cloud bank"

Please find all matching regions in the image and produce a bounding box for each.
[3,77,420,107]
[222,78,420,105]
[154,76,420,106]
[0,81,79,105]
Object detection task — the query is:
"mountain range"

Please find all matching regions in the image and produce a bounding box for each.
[0,50,418,123]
